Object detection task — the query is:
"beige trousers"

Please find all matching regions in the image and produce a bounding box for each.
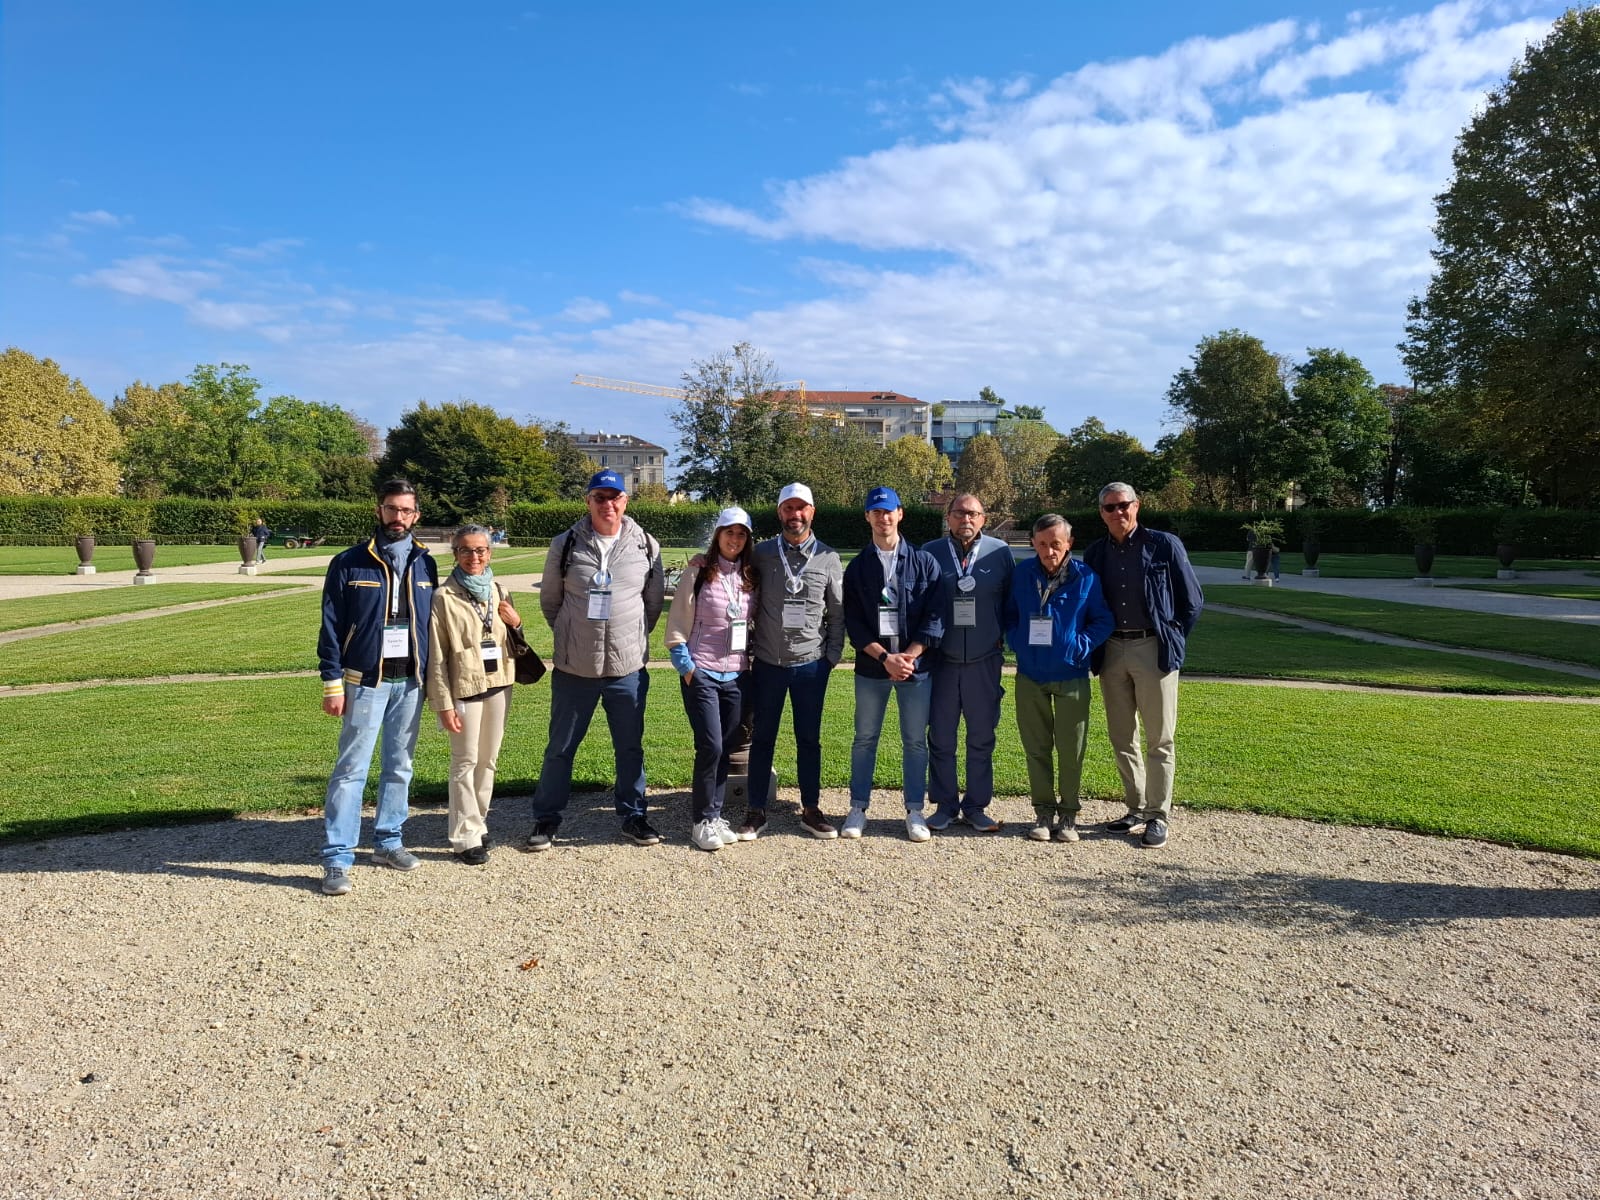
[446,688,511,851]
[1097,636,1180,821]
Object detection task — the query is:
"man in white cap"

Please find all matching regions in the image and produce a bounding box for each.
[739,482,845,839]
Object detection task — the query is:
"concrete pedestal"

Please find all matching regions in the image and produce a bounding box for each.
[1496,568,1517,580]
[1411,577,1435,587]
[727,769,778,808]
[1251,576,1275,587]
[238,564,259,576]
[75,565,96,575]
[132,573,158,586]
[1301,568,1320,577]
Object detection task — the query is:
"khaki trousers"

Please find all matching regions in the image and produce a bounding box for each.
[1098,637,1180,821]
[446,688,511,851]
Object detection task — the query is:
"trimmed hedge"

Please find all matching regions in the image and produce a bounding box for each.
[506,502,949,547]
[0,496,375,545]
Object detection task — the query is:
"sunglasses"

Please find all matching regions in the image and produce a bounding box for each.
[1101,500,1136,513]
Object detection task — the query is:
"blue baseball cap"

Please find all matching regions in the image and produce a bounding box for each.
[586,469,627,495]
[864,486,902,512]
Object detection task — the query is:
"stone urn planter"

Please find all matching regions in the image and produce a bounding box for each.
[1495,543,1518,578]
[1302,540,1321,570]
[1249,544,1272,577]
[132,539,157,581]
[74,536,97,575]
[1413,542,1436,577]
[238,535,259,574]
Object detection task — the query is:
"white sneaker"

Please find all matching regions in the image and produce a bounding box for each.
[712,817,739,846]
[690,820,723,852]
[1027,823,1052,842]
[905,809,931,842]
[840,807,868,839]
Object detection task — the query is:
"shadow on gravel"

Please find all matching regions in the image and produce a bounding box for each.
[1084,866,1600,933]
[0,789,711,888]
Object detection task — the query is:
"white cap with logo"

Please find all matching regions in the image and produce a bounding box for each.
[777,482,814,507]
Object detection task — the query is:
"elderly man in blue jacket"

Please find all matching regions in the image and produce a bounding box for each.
[841,486,944,842]
[1080,482,1204,849]
[316,479,438,895]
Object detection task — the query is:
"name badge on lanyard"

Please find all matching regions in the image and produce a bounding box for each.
[481,639,502,670]
[952,597,977,626]
[729,619,748,652]
[1028,617,1053,646]
[383,624,409,657]
[782,598,808,629]
[588,588,613,621]
[877,606,899,638]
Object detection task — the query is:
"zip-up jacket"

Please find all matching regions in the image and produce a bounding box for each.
[318,531,438,687]
[842,538,944,679]
[922,533,1012,664]
[1081,527,1204,673]
[750,536,845,667]
[1004,556,1113,683]
[541,515,664,678]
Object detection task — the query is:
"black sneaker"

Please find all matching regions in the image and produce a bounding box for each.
[523,819,559,853]
[621,816,663,846]
[1141,817,1169,849]
[456,844,489,866]
[1106,812,1145,834]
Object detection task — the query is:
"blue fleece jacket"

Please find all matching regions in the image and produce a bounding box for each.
[1004,556,1113,683]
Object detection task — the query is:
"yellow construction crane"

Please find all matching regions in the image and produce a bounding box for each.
[573,374,809,411]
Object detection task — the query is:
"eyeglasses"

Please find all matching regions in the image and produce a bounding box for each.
[1101,500,1136,513]
[588,492,623,504]
[949,509,984,518]
[380,504,418,516]
[454,546,491,556]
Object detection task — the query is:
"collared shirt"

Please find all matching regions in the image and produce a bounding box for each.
[1099,525,1153,631]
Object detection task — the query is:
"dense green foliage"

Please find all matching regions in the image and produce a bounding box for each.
[0,348,123,496]
[376,399,558,523]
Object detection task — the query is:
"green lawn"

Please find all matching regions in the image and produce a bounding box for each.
[1,675,1594,857]
[0,584,301,633]
[0,544,340,575]
[1205,585,1600,668]
[1188,550,1592,578]
[1449,583,1600,601]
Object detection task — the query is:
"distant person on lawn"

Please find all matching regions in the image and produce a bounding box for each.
[316,479,438,896]
[1080,482,1204,849]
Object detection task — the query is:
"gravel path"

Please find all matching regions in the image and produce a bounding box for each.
[3,790,1596,1199]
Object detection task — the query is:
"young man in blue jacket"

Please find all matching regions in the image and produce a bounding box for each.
[841,486,945,841]
[1080,482,1204,849]
[316,480,438,895]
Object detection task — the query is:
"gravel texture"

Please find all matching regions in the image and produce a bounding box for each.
[2,790,1597,1200]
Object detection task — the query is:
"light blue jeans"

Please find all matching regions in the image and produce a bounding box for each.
[321,678,422,869]
[849,673,931,811]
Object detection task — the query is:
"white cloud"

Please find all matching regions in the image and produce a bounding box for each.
[66,210,129,229]
[75,256,220,305]
[224,237,306,261]
[561,297,612,322]
[619,290,665,307]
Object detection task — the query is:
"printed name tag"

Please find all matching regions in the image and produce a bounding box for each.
[587,589,612,621]
[729,619,748,653]
[481,641,502,669]
[1028,617,1053,646]
[877,607,899,638]
[782,599,808,629]
[382,624,409,656]
[952,597,977,627]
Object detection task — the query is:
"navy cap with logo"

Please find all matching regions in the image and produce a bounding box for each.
[586,469,627,495]
[864,486,902,512]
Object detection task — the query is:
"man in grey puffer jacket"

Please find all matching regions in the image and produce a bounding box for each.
[525,470,665,850]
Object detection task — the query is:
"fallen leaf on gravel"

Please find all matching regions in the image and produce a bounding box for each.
[519,957,541,970]
[315,1125,332,1134]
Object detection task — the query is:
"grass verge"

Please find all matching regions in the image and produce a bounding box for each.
[1449,583,1600,601]
[1,676,1594,857]
[0,584,300,633]
[1188,551,1591,578]
[0,544,340,575]
[1205,585,1600,668]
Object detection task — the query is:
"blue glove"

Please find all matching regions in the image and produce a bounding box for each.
[669,644,696,677]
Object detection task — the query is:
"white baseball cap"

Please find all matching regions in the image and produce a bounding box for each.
[777,482,814,506]
[714,506,752,532]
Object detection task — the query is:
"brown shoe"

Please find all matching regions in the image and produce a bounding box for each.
[736,809,768,842]
[800,808,838,840]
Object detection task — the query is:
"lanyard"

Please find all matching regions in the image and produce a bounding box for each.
[468,593,494,636]
[716,563,744,619]
[591,534,617,588]
[779,536,814,595]
[948,535,979,582]
[877,543,899,604]
[1035,566,1068,615]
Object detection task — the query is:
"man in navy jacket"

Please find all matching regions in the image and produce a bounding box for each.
[316,479,438,895]
[840,486,944,842]
[1080,482,1203,849]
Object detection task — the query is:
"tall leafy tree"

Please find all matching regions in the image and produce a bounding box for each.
[542,421,598,499]
[0,348,123,496]
[1378,386,1529,507]
[1166,329,1289,507]
[880,433,955,501]
[795,422,895,507]
[671,342,811,502]
[995,417,1060,515]
[378,400,557,523]
[257,396,370,498]
[117,363,276,499]
[1046,417,1167,508]
[1283,349,1390,506]
[1010,404,1046,421]
[954,433,1015,516]
[1402,7,1600,505]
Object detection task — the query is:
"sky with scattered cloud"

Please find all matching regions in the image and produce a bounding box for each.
[0,0,1564,470]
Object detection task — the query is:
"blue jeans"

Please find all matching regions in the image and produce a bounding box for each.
[849,672,931,811]
[321,678,423,869]
[927,654,1005,818]
[534,668,650,823]
[679,671,751,822]
[745,658,832,811]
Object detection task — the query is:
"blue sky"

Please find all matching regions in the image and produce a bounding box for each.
[0,0,1564,467]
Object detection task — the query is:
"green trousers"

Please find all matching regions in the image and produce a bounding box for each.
[1013,674,1091,821]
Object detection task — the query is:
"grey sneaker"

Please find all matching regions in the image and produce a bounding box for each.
[690,820,724,852]
[839,807,868,839]
[1051,821,1080,843]
[712,817,740,846]
[905,808,931,843]
[1141,818,1169,849]
[372,846,420,871]
[1027,822,1052,842]
[964,809,1002,833]
[321,867,353,896]
[925,808,957,831]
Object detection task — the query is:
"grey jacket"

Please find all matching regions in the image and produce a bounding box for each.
[922,533,1013,664]
[750,535,844,667]
[540,515,664,678]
